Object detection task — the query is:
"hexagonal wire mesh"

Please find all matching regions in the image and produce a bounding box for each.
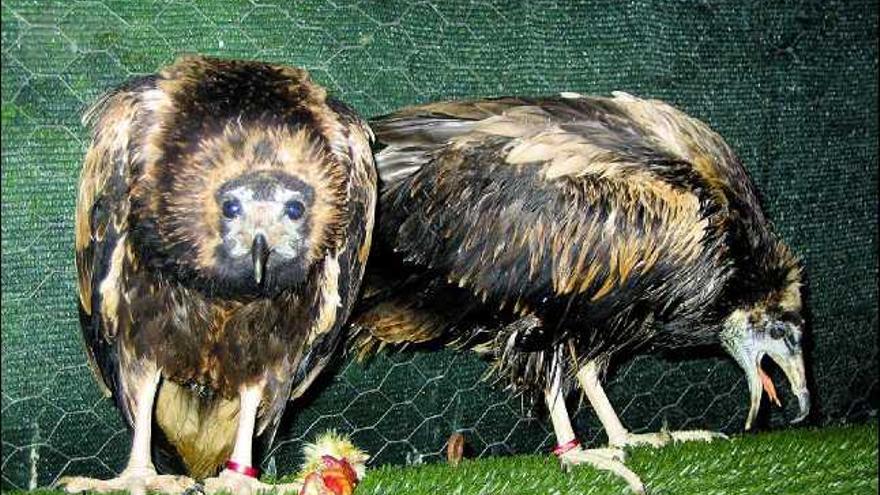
[2,0,877,490]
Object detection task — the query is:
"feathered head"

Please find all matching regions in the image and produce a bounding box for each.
[721,251,809,430]
[130,56,349,296]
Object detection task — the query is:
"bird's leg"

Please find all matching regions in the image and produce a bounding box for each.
[204,382,302,495]
[576,361,728,449]
[544,360,645,494]
[58,367,196,494]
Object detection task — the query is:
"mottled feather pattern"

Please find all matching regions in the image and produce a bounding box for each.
[289,97,377,401]
[379,98,729,319]
[75,55,376,478]
[128,58,352,295]
[76,75,158,402]
[355,92,800,393]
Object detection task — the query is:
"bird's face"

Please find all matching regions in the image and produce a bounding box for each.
[140,123,348,297]
[721,306,810,430]
[216,170,314,288]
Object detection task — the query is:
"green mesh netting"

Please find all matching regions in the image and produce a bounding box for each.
[1,0,877,490]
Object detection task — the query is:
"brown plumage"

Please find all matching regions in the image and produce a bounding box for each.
[65,56,375,494]
[353,92,809,492]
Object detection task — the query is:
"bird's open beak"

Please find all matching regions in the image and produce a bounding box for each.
[738,345,810,430]
[252,234,270,285]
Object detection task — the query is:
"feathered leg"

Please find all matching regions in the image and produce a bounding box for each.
[544,360,645,493]
[576,361,727,448]
[58,368,195,494]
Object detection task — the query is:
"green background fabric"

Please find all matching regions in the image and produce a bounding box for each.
[1,0,877,490]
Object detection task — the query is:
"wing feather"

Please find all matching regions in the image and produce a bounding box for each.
[362,95,730,346]
[75,76,156,399]
[287,99,377,402]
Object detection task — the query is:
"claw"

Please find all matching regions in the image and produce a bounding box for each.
[57,469,195,495]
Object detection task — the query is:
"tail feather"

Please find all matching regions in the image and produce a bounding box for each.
[154,381,239,480]
[150,426,188,476]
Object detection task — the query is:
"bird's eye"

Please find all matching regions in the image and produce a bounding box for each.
[284,200,305,220]
[769,324,786,340]
[222,199,242,219]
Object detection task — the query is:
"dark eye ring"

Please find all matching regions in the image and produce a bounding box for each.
[769,324,786,340]
[285,200,305,220]
[222,198,242,219]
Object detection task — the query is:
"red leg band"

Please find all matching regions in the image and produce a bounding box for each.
[552,439,581,456]
[225,460,260,478]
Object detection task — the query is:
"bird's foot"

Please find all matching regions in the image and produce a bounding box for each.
[666,429,729,444]
[57,466,195,494]
[203,469,303,495]
[611,429,729,449]
[558,446,645,494]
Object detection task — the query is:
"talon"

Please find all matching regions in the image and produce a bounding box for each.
[204,468,303,495]
[56,472,195,494]
[183,482,206,495]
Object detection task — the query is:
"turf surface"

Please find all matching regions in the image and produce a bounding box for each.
[8,423,877,495]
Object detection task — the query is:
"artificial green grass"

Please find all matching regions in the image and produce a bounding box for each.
[357,424,878,495]
[8,424,877,495]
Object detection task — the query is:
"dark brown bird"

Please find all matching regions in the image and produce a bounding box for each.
[353,92,810,492]
[60,56,376,495]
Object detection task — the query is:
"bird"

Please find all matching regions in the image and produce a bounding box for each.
[351,91,811,492]
[59,55,376,495]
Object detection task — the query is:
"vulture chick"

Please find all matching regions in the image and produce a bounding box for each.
[354,92,810,492]
[61,56,376,495]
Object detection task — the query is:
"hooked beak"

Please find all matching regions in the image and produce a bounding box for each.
[252,234,270,285]
[736,345,810,430]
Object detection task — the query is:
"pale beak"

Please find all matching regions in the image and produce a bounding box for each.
[739,347,810,430]
[252,234,270,285]
[769,349,811,425]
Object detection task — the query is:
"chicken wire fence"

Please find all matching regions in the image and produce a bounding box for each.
[1,0,877,490]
